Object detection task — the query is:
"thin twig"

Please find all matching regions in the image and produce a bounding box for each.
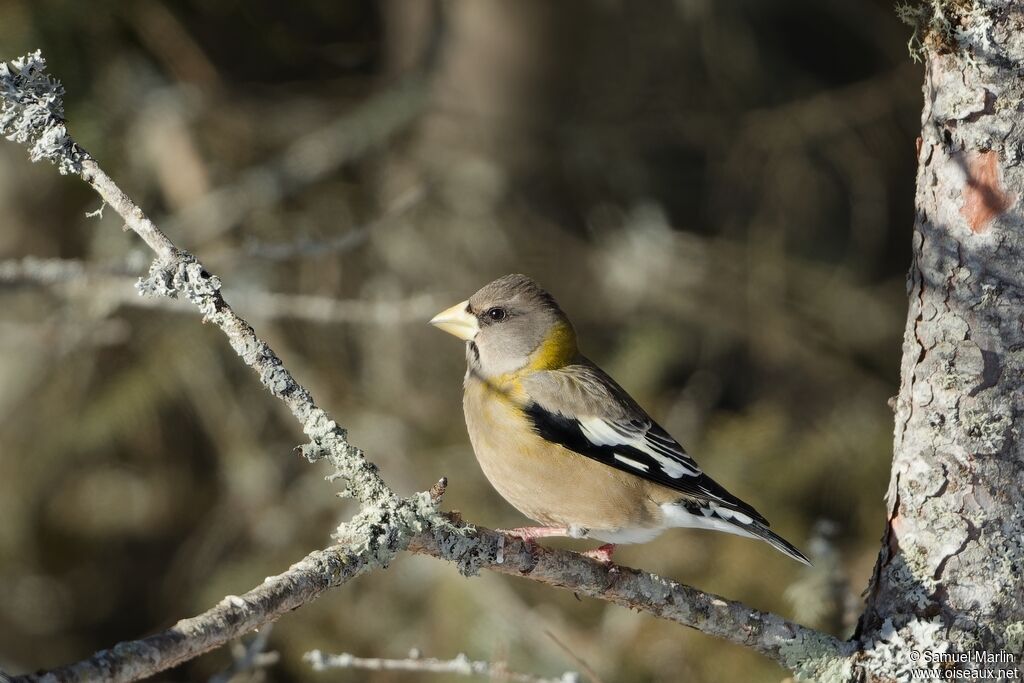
[240,185,425,262]
[0,256,438,324]
[163,78,428,244]
[543,631,605,683]
[208,624,278,683]
[305,648,578,683]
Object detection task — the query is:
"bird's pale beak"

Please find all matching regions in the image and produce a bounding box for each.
[429,300,479,340]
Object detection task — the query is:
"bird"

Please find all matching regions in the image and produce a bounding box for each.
[429,273,809,565]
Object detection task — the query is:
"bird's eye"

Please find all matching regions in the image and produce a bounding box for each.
[485,307,507,322]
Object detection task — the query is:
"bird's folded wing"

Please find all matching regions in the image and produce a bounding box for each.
[521,361,767,525]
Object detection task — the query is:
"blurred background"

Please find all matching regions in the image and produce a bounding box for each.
[0,1,922,681]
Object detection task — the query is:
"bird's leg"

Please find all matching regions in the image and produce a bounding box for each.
[582,543,617,563]
[497,526,571,541]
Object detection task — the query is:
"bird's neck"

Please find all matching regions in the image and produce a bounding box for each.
[525,321,577,372]
[464,321,578,396]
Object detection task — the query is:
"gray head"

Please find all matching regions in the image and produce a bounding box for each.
[430,274,577,379]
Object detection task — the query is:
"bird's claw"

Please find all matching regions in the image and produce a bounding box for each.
[582,543,617,564]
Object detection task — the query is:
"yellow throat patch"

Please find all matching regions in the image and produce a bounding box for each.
[526,322,577,372]
[477,321,577,404]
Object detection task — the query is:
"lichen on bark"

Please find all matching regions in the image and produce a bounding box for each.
[859,1,1024,675]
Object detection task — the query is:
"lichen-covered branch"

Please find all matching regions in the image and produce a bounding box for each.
[409,526,853,679]
[12,520,850,683]
[0,50,850,683]
[1,50,397,509]
[11,544,372,683]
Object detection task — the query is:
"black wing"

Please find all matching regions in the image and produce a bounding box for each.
[523,402,768,525]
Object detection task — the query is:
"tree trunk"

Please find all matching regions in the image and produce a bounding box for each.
[855,2,1024,678]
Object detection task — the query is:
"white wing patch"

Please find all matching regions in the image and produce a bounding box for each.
[577,416,626,447]
[613,454,650,471]
[578,416,700,479]
[642,449,694,478]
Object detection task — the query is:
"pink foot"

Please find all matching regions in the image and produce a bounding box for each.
[582,544,617,563]
[497,526,570,542]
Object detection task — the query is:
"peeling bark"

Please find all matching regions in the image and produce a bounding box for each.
[858,2,1024,677]
[959,149,1014,234]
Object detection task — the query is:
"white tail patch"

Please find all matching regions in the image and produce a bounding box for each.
[660,502,759,539]
[708,502,753,526]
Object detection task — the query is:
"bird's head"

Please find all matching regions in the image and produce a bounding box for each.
[430,274,577,379]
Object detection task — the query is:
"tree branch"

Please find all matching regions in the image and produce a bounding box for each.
[408,526,853,675]
[10,520,849,682]
[12,545,372,683]
[0,50,851,683]
[1,51,403,511]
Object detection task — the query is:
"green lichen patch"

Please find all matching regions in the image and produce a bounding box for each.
[896,0,989,60]
[779,630,854,682]
[960,403,1012,453]
[1004,622,1024,654]
[0,51,87,174]
[858,617,949,681]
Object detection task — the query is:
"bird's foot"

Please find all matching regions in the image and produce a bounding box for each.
[582,543,617,563]
[497,526,570,542]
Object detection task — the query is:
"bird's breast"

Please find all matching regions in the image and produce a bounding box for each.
[462,375,665,535]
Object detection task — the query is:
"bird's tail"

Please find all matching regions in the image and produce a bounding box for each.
[664,500,812,566]
[742,521,812,566]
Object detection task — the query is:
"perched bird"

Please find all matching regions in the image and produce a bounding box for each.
[430,274,809,565]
